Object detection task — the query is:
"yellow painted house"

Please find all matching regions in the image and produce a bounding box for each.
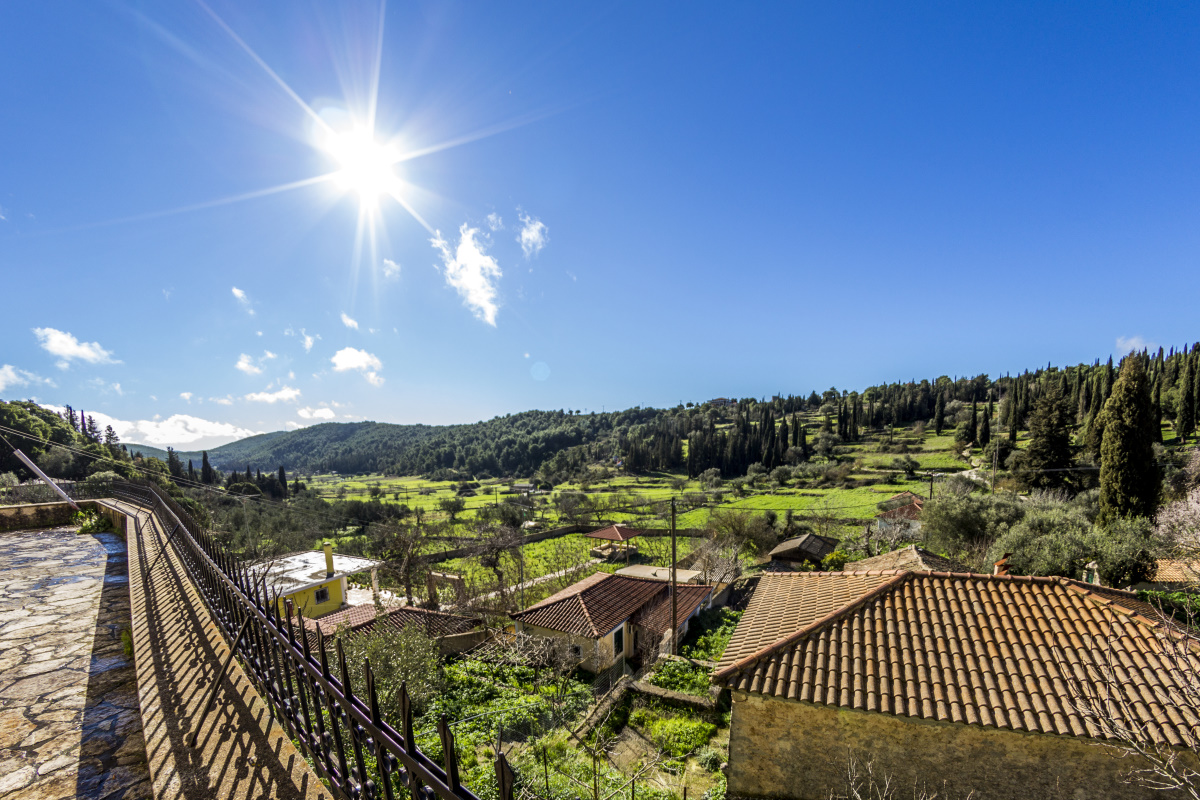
[253,542,382,620]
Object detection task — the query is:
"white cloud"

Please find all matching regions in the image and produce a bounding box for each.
[263,350,277,360]
[286,421,302,430]
[303,330,317,352]
[0,365,55,393]
[431,223,503,326]
[40,404,259,449]
[382,258,401,279]
[487,212,504,231]
[244,385,301,403]
[235,354,262,375]
[331,347,384,385]
[517,212,548,259]
[232,286,255,315]
[209,395,234,406]
[298,406,337,420]
[256,331,263,336]
[180,392,193,401]
[341,312,359,329]
[1116,335,1157,356]
[33,327,119,369]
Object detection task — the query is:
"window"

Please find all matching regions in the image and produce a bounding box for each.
[314,587,330,604]
[571,644,582,659]
[613,627,624,655]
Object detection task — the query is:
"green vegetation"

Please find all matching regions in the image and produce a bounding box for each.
[629,707,717,758]
[72,508,113,534]
[679,608,741,662]
[648,660,712,697]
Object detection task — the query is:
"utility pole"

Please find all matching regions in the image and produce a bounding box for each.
[670,498,678,655]
[928,473,934,500]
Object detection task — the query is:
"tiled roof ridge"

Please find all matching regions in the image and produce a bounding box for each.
[518,571,610,613]
[1056,578,1198,641]
[713,571,916,681]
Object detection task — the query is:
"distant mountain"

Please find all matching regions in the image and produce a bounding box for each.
[124,408,667,479]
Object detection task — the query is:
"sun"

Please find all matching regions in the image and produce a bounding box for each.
[320,125,400,206]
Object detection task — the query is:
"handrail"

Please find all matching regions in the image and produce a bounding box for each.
[112,479,517,800]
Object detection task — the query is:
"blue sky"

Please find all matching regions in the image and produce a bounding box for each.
[2,1,1199,449]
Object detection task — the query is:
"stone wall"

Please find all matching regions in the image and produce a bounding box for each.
[726,690,1180,800]
[0,499,123,533]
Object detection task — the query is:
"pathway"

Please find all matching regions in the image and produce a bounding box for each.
[0,525,151,800]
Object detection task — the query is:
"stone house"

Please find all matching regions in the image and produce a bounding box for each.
[845,544,971,573]
[713,569,1200,800]
[301,603,483,654]
[512,572,712,672]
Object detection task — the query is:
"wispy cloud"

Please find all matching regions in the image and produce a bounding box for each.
[232,286,255,315]
[209,395,234,406]
[244,385,301,403]
[382,258,401,279]
[235,351,276,375]
[180,392,193,401]
[431,223,503,326]
[0,364,56,393]
[33,327,119,369]
[286,327,320,352]
[86,378,124,396]
[331,347,383,386]
[1116,335,1158,356]
[298,406,336,420]
[341,312,359,329]
[235,354,262,375]
[487,212,504,231]
[517,212,548,259]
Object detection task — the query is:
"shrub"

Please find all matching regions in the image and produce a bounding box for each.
[72,509,113,534]
[696,746,723,772]
[648,660,711,696]
[648,717,716,757]
[680,608,742,661]
[986,506,1091,578]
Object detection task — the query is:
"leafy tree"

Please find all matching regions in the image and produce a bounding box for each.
[1021,380,1074,490]
[987,506,1092,579]
[1099,356,1160,523]
[922,493,1025,562]
[336,620,443,717]
[437,496,466,522]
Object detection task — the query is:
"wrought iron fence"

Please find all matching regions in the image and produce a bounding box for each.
[0,479,114,506]
[111,478,518,800]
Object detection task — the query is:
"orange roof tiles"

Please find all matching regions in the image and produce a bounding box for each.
[714,570,1200,746]
[635,584,713,634]
[513,573,703,637]
[584,524,643,542]
[1150,559,1200,584]
[847,546,971,574]
[303,604,478,648]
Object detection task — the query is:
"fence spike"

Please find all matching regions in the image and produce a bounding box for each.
[284,598,296,645]
[318,628,332,680]
[336,637,352,696]
[495,750,515,800]
[399,682,414,752]
[438,714,460,791]
[365,659,382,726]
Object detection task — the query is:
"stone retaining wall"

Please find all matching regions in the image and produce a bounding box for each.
[0,499,127,533]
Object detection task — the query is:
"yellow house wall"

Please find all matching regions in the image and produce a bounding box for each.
[517,621,631,673]
[278,577,345,619]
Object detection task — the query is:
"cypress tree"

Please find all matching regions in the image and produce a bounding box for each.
[1152,379,1163,444]
[1098,356,1160,522]
[970,398,978,444]
[188,460,196,482]
[201,451,214,484]
[1023,379,1074,490]
[1180,356,1196,441]
[798,425,808,461]
[934,392,945,436]
[979,406,991,450]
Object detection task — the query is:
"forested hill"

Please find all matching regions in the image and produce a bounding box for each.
[130,408,667,478]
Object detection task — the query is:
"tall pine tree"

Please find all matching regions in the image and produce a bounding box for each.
[1022,380,1074,490]
[1098,356,1160,522]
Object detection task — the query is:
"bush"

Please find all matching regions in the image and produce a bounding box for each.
[986,506,1091,578]
[226,482,262,497]
[680,608,742,661]
[72,509,113,534]
[629,708,716,757]
[1090,516,1154,587]
[648,660,711,696]
[696,746,723,772]
[923,493,1025,556]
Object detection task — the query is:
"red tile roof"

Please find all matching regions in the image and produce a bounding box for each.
[303,604,478,648]
[584,524,644,542]
[634,584,713,634]
[846,545,971,574]
[714,570,1200,746]
[513,573,701,637]
[1149,559,1200,584]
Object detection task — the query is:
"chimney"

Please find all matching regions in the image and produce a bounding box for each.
[1083,560,1101,585]
[323,541,334,577]
[993,553,1011,577]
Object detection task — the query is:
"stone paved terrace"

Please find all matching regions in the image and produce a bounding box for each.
[0,526,152,799]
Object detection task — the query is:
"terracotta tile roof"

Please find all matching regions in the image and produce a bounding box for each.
[634,584,713,634]
[767,533,840,562]
[584,524,643,542]
[847,546,971,574]
[878,502,923,521]
[513,573,683,637]
[303,604,479,648]
[1150,559,1200,584]
[714,571,1200,746]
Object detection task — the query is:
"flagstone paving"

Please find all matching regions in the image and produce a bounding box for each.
[0,525,151,799]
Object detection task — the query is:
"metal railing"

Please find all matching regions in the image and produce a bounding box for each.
[112,479,517,800]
